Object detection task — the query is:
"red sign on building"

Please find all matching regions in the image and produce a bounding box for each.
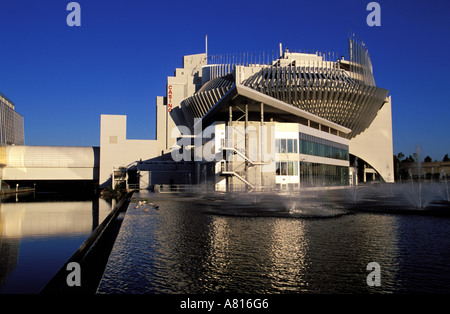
[168,85,173,112]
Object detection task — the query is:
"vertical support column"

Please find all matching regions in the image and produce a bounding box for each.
[260,102,264,163]
[260,102,264,189]
[260,102,264,121]
[228,104,233,150]
[245,104,249,149]
[245,104,249,190]
[227,104,233,191]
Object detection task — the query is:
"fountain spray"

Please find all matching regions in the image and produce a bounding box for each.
[446,176,449,203]
[442,170,449,203]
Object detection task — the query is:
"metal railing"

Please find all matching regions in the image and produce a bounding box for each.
[0,186,35,195]
[154,184,196,193]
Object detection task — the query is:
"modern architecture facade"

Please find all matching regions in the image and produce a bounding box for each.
[99,35,394,191]
[3,145,99,181]
[0,93,24,166]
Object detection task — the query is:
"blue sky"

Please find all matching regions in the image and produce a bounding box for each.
[0,0,449,161]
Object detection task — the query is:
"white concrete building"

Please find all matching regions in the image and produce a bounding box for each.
[98,35,393,191]
[98,53,208,188]
[4,145,99,181]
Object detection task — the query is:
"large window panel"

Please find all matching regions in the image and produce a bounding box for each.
[299,132,349,161]
[287,139,293,153]
[280,139,286,153]
[300,162,349,187]
[288,161,294,175]
[280,161,287,175]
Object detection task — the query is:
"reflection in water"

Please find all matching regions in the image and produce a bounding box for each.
[0,193,113,293]
[205,217,309,293]
[1,202,94,238]
[98,192,450,294]
[267,219,308,292]
[206,217,232,290]
[300,214,401,293]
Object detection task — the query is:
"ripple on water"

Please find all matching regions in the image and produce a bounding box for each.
[97,193,450,294]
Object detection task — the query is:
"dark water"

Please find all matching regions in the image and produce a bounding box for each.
[98,190,450,294]
[0,192,114,294]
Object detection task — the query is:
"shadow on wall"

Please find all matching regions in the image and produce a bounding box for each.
[99,151,198,191]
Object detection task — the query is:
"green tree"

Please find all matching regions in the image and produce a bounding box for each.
[444,154,449,162]
[394,152,409,181]
[424,156,432,162]
[405,155,415,162]
[393,154,402,181]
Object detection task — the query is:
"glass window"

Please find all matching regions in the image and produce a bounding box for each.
[293,139,298,153]
[281,139,286,153]
[275,139,280,153]
[276,161,299,176]
[298,132,349,160]
[287,139,293,153]
[310,121,319,129]
[280,162,287,175]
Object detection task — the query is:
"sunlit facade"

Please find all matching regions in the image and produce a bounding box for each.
[0,93,24,166]
[100,35,393,191]
[173,36,391,191]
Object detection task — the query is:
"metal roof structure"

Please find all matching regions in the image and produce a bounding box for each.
[180,36,389,139]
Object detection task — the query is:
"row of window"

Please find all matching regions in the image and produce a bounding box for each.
[0,100,24,146]
[275,161,349,186]
[275,134,349,161]
[275,138,298,154]
[299,140,349,161]
[275,161,299,176]
[300,162,349,187]
[299,133,348,150]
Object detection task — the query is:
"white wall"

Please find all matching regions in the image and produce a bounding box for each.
[3,145,98,180]
[349,96,394,182]
[99,115,159,186]
[166,53,207,148]
[99,55,207,186]
[2,167,96,180]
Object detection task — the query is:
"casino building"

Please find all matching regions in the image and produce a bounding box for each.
[99,35,393,191]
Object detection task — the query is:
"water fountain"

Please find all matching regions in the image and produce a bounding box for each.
[418,153,423,209]
[406,167,423,209]
[351,157,359,203]
[196,177,450,219]
[441,170,449,203]
[187,147,450,218]
[418,178,423,209]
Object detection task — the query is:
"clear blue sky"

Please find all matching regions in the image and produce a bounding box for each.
[0,0,449,161]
